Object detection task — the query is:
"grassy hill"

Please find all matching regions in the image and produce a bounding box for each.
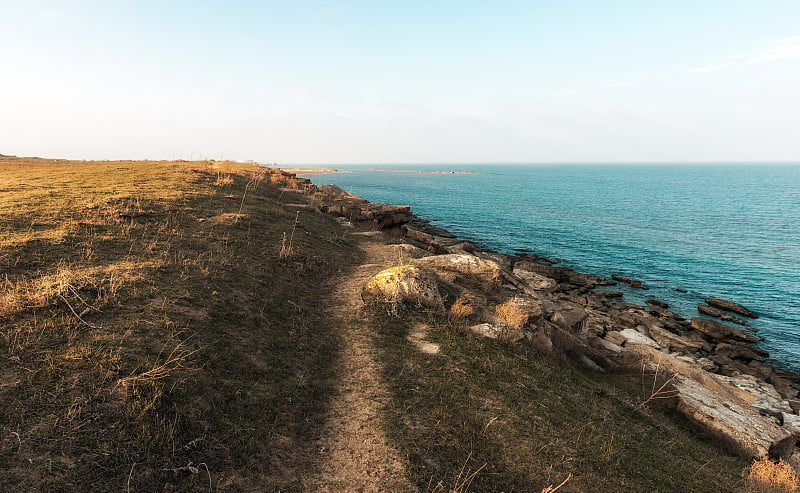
[0,157,755,491]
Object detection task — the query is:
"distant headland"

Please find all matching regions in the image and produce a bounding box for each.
[280,166,488,175]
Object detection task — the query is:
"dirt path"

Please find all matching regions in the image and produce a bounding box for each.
[306,239,414,492]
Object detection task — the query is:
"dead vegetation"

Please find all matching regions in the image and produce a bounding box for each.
[0,157,357,490]
[745,456,799,492]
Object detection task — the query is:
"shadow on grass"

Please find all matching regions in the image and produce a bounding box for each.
[370,314,747,493]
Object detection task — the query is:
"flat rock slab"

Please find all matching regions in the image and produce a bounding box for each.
[674,376,795,459]
[690,317,761,343]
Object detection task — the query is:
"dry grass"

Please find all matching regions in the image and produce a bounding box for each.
[495,296,529,329]
[449,295,474,318]
[0,156,359,490]
[639,359,680,409]
[745,456,799,492]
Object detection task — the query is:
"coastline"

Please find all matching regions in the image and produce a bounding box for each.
[301,163,800,374]
[294,169,800,470]
[278,166,344,175]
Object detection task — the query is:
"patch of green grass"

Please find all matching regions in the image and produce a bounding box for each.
[370,311,747,492]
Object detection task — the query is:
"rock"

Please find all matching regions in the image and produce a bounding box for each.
[720,314,748,326]
[362,265,441,309]
[673,376,796,459]
[768,375,800,400]
[718,374,793,419]
[565,271,613,289]
[470,323,524,343]
[471,323,501,339]
[698,304,724,318]
[603,330,625,346]
[414,254,502,285]
[715,342,766,362]
[629,344,757,405]
[593,337,623,353]
[646,299,669,309]
[611,274,648,289]
[649,306,685,322]
[593,289,623,298]
[389,243,431,259]
[509,295,544,319]
[781,413,800,436]
[619,328,660,348]
[549,304,588,333]
[648,325,706,352]
[706,298,758,318]
[445,242,476,254]
[696,358,718,372]
[673,287,688,293]
[514,261,611,288]
[513,265,559,291]
[403,226,462,253]
[690,317,761,343]
[321,198,412,229]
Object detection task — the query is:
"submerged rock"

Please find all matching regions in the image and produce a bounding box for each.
[611,274,648,289]
[698,304,724,318]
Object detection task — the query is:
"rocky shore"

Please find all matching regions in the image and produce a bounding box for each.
[275,168,800,471]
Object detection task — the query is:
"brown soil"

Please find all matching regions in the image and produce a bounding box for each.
[306,239,414,492]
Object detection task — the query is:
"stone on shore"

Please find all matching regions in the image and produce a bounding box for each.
[690,317,761,343]
[515,261,611,288]
[673,376,796,459]
[414,253,502,285]
[513,265,559,291]
[706,298,758,318]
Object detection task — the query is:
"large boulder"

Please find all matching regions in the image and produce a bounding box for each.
[362,265,441,310]
[718,374,793,419]
[512,265,559,291]
[706,298,758,318]
[414,254,503,285]
[690,317,761,343]
[674,376,795,459]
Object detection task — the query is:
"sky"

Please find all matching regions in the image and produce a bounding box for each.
[1,1,799,164]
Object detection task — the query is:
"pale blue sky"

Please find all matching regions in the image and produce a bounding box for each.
[2,1,799,163]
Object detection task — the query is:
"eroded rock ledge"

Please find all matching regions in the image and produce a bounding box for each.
[276,168,800,471]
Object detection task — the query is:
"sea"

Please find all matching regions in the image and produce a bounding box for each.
[303,164,800,372]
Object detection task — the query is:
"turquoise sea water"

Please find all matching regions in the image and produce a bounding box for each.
[306,164,800,371]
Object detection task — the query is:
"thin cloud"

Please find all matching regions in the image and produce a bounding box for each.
[690,36,800,73]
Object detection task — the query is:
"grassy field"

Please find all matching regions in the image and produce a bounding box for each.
[0,158,360,490]
[0,157,755,491]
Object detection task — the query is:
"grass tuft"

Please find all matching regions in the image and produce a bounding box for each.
[745,456,799,492]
